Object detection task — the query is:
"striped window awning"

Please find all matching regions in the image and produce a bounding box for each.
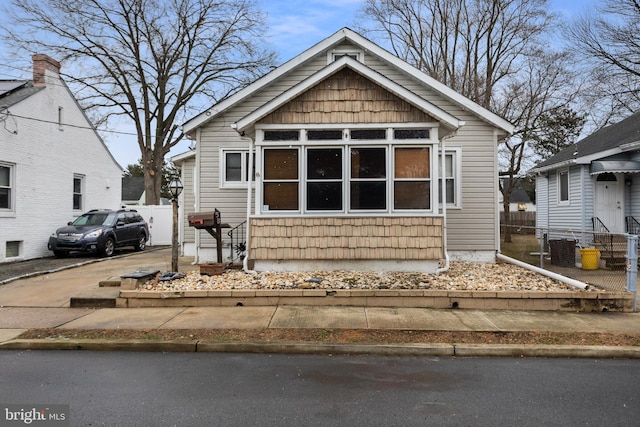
[590,160,640,175]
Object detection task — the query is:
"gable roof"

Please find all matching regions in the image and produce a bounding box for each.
[0,80,44,108]
[183,27,514,136]
[531,110,640,173]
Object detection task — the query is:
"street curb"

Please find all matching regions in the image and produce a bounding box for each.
[1,339,638,358]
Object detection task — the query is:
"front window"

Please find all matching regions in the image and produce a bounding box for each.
[0,163,13,210]
[73,175,84,211]
[258,126,437,214]
[263,148,299,211]
[350,147,387,210]
[393,147,430,210]
[307,148,343,211]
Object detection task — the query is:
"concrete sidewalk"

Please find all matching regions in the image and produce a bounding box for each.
[0,248,639,357]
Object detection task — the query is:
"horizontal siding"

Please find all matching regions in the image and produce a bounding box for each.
[546,165,590,239]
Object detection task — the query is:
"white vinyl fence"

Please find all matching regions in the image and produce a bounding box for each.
[123,205,172,246]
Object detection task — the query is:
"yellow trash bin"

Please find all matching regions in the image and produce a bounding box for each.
[579,248,600,270]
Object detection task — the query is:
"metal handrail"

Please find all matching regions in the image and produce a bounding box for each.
[592,217,614,260]
[626,216,640,235]
[227,221,247,264]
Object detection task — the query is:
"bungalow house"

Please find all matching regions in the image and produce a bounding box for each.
[175,28,514,273]
[530,111,640,263]
[0,54,123,262]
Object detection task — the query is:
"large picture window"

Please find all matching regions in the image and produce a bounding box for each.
[258,126,438,214]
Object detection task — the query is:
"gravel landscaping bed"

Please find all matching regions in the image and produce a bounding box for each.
[141,261,601,292]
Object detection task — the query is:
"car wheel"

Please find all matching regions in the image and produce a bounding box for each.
[134,233,146,251]
[53,250,68,258]
[101,238,115,257]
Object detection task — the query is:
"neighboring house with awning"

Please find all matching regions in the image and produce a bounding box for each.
[530,110,640,244]
[175,28,514,273]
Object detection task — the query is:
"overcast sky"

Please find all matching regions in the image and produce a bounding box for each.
[0,0,594,168]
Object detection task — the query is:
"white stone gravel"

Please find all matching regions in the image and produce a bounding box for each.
[141,261,599,292]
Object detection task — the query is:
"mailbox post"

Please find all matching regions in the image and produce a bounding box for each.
[188,209,225,263]
[168,177,183,272]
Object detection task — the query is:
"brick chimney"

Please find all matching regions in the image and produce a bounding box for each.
[32,54,61,87]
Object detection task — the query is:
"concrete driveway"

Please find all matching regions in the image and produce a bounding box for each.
[0,248,193,307]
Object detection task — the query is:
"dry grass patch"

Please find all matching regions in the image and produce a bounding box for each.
[16,328,640,347]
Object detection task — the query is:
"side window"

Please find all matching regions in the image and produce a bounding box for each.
[221,149,255,188]
[0,162,14,211]
[73,174,84,211]
[439,148,461,208]
[117,213,127,224]
[558,169,569,204]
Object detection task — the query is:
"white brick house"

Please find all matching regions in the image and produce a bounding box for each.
[0,54,123,262]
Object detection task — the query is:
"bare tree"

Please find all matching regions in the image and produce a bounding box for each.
[495,50,582,242]
[358,0,554,109]
[566,0,640,125]
[358,0,580,243]
[3,0,275,204]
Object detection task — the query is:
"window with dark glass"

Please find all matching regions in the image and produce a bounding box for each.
[350,147,386,210]
[264,130,300,141]
[394,147,430,209]
[307,148,342,210]
[225,152,242,181]
[394,129,430,139]
[307,130,343,140]
[350,129,386,140]
[263,149,299,210]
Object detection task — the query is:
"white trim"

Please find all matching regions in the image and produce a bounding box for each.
[183,28,513,135]
[235,56,463,131]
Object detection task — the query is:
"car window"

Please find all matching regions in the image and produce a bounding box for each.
[73,213,109,226]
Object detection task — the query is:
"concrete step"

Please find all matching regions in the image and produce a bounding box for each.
[99,278,121,287]
[70,288,120,308]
